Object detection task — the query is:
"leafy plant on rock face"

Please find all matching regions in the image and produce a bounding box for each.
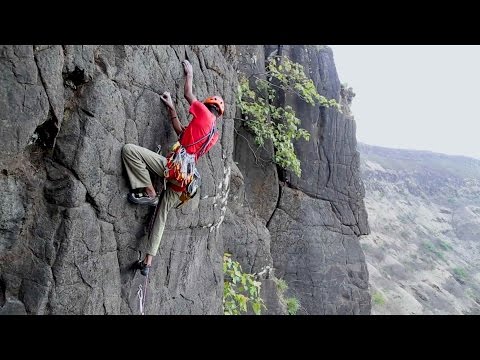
[236,55,341,177]
[274,277,301,315]
[372,291,386,306]
[223,253,266,315]
[452,267,468,283]
[286,297,301,315]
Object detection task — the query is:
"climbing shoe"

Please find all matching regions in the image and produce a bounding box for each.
[127,192,158,207]
[135,260,151,276]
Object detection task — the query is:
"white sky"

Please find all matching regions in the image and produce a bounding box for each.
[329,45,480,160]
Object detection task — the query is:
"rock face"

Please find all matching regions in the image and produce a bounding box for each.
[0,45,369,314]
[359,143,480,314]
[227,45,370,315]
[0,45,236,315]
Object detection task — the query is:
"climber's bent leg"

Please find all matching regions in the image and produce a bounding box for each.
[122,143,167,191]
[142,187,182,259]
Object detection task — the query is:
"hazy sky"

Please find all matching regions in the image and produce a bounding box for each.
[329,45,480,159]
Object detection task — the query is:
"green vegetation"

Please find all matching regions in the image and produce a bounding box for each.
[223,253,266,315]
[237,55,340,177]
[437,240,453,252]
[286,297,301,315]
[398,214,412,224]
[423,241,446,262]
[274,278,288,293]
[452,267,468,282]
[274,277,301,315]
[372,291,386,306]
[446,198,457,205]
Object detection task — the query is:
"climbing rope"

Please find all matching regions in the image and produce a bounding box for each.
[136,272,149,315]
[136,284,144,314]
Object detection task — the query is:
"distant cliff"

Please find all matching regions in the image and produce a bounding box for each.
[359,143,480,314]
[0,45,369,314]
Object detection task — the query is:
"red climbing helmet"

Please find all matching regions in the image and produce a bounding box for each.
[203,95,225,116]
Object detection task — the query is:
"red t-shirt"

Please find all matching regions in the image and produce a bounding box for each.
[180,100,219,160]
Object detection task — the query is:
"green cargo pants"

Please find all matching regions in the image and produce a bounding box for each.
[122,143,181,256]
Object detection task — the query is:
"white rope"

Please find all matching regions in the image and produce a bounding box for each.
[136,273,150,315]
[142,274,148,315]
[137,284,144,315]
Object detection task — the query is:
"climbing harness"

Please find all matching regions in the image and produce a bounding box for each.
[164,125,216,206]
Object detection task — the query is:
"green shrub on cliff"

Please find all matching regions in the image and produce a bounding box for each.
[236,55,340,177]
[223,253,266,315]
[274,276,301,315]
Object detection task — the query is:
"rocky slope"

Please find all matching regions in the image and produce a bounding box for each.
[0,45,369,314]
[359,143,480,314]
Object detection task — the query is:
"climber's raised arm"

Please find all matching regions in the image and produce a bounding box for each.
[182,60,197,105]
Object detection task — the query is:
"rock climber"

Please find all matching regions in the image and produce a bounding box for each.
[121,59,224,276]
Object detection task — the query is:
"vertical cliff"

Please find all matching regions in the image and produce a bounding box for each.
[0,45,369,314]
[0,45,237,314]
[228,45,370,314]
